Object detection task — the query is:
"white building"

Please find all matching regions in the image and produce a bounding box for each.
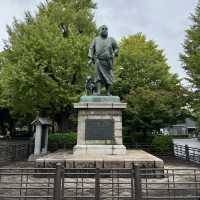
[162,118,197,136]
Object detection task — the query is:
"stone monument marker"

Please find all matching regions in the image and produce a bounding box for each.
[32,116,51,155]
[73,96,127,155]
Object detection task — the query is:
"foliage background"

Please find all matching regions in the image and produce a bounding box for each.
[0,0,190,138]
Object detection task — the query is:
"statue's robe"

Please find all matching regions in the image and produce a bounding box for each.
[88,36,119,85]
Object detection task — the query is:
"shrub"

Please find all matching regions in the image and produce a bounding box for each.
[123,132,155,144]
[151,135,173,154]
[48,132,77,151]
[171,135,189,139]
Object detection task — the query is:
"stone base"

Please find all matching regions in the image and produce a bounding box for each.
[74,96,126,147]
[35,149,164,169]
[73,145,126,155]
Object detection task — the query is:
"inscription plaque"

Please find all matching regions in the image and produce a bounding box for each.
[85,119,114,140]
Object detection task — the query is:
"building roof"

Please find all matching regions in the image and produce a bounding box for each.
[185,118,196,128]
[171,118,196,129]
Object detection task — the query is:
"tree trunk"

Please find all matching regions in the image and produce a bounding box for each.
[9,118,15,137]
[55,113,76,133]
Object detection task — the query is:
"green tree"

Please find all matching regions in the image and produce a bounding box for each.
[114,34,188,136]
[180,1,200,127]
[0,0,96,132]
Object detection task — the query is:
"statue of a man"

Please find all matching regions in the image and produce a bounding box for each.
[88,25,119,96]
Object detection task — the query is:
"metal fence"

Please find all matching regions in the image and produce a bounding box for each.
[0,141,34,164]
[0,163,200,200]
[48,143,74,152]
[125,143,173,155]
[1,141,200,165]
[140,167,200,199]
[0,142,33,165]
[174,144,200,163]
[48,142,174,155]
[0,167,55,199]
[126,143,200,164]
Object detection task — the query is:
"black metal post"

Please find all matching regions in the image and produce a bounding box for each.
[134,164,142,200]
[185,145,190,161]
[14,144,17,160]
[95,168,100,200]
[54,163,64,200]
[131,165,134,198]
[171,143,175,157]
[27,143,30,158]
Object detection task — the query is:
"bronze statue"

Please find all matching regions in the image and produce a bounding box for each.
[88,25,119,96]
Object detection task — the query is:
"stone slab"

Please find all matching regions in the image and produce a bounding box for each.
[74,102,127,109]
[35,149,164,169]
[79,110,121,115]
[73,145,126,155]
[85,119,114,140]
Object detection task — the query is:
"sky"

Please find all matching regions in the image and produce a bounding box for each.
[0,0,198,83]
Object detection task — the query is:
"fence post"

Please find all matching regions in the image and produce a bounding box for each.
[134,164,142,200]
[27,143,30,158]
[131,165,134,198]
[54,163,64,200]
[185,145,190,161]
[14,144,18,161]
[171,143,175,157]
[95,168,100,200]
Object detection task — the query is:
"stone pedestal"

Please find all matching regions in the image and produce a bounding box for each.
[73,96,127,155]
[35,96,164,172]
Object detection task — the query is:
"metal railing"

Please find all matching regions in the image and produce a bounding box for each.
[63,167,135,199]
[48,143,74,152]
[126,143,200,164]
[0,167,55,199]
[125,143,174,157]
[174,144,200,163]
[0,163,200,199]
[0,141,34,165]
[140,167,200,199]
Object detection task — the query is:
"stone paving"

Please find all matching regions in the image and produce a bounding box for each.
[35,149,164,169]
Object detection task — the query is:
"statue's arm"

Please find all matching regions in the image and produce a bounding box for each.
[112,38,119,57]
[88,39,96,64]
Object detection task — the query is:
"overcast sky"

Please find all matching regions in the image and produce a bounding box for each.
[0,0,198,82]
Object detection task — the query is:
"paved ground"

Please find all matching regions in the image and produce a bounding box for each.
[173,138,200,148]
[164,157,200,168]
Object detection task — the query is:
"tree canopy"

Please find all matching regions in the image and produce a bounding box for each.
[114,34,188,133]
[0,0,96,131]
[180,1,200,126]
[0,1,188,134]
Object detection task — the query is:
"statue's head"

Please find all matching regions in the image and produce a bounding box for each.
[98,25,108,38]
[86,75,92,81]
